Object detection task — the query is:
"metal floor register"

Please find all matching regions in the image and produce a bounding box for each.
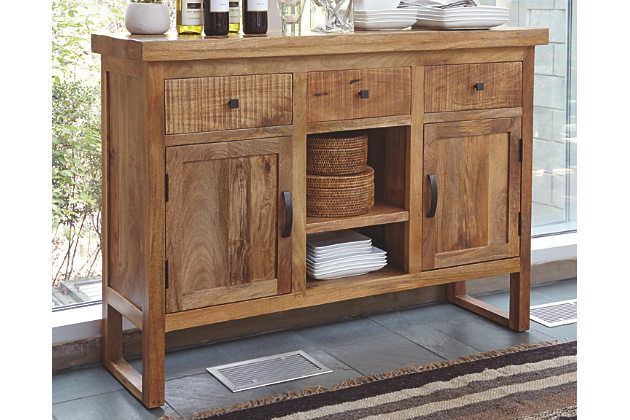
[207,350,333,392]
[530,299,577,328]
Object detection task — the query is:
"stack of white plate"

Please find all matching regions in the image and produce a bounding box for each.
[412,5,509,30]
[354,7,418,31]
[307,230,387,280]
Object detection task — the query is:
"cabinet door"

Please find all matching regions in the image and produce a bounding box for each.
[165,137,292,313]
[422,118,521,270]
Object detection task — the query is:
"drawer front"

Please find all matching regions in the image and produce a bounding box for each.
[307,67,412,123]
[424,62,522,113]
[165,74,293,135]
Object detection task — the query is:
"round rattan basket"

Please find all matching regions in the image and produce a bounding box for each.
[307,167,375,218]
[307,132,368,176]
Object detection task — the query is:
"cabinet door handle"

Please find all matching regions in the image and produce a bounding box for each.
[282,191,293,238]
[473,82,485,92]
[358,89,370,99]
[228,98,240,109]
[426,174,438,218]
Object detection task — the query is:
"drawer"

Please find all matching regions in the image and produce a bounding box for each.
[307,67,411,123]
[165,74,293,135]
[424,62,522,113]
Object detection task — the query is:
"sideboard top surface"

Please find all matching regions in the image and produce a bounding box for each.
[91,27,548,62]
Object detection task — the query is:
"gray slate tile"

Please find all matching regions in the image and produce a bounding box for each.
[371,313,480,360]
[52,390,177,420]
[131,344,230,381]
[165,372,276,417]
[295,317,397,351]
[326,334,444,376]
[52,366,123,404]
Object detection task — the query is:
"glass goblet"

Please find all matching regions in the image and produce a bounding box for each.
[277,0,307,36]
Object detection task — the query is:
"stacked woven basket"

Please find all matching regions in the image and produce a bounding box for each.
[307,132,375,218]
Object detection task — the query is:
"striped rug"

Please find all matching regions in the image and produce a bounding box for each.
[191,341,576,420]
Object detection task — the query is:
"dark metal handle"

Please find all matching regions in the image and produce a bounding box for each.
[228,98,240,109]
[473,82,485,92]
[358,89,370,99]
[426,174,438,218]
[282,191,293,238]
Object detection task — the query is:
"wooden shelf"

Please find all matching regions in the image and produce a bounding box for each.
[307,265,406,288]
[306,201,409,234]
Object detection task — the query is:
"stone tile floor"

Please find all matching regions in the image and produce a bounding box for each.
[52,278,577,419]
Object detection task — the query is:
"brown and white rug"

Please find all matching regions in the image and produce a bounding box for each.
[189,341,577,420]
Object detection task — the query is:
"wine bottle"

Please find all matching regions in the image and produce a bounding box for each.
[229,1,241,33]
[204,0,230,36]
[243,0,268,35]
[177,0,203,35]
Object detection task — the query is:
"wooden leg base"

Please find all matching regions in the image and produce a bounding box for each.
[447,273,530,332]
[102,303,165,409]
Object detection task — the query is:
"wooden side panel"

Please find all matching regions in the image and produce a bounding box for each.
[307,67,411,122]
[165,74,293,134]
[166,138,292,312]
[425,62,522,113]
[422,118,521,270]
[106,71,147,310]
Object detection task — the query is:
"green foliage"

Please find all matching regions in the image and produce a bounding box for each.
[52,0,129,284]
[52,80,101,232]
[131,0,164,3]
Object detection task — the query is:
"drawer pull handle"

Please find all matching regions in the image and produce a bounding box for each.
[358,89,370,99]
[427,174,438,218]
[282,191,293,238]
[228,98,240,109]
[473,82,485,92]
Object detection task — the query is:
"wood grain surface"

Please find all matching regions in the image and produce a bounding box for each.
[422,117,522,270]
[91,29,548,62]
[165,137,293,312]
[165,73,292,134]
[425,62,522,113]
[307,68,411,122]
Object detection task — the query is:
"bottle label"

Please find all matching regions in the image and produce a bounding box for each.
[248,0,268,12]
[211,0,229,12]
[229,1,240,24]
[182,0,202,25]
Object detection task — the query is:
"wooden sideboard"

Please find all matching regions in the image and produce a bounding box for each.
[92,28,549,408]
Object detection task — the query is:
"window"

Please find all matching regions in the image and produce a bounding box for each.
[480,0,577,236]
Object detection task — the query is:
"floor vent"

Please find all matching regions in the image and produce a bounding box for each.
[207,350,332,392]
[530,299,577,327]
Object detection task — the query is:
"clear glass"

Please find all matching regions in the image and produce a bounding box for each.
[480,0,577,236]
[277,0,307,35]
[310,0,353,33]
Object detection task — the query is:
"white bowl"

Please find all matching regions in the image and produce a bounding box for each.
[354,0,402,12]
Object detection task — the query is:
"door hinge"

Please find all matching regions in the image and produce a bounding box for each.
[165,173,169,202]
[518,212,522,236]
[518,139,524,163]
[164,259,169,289]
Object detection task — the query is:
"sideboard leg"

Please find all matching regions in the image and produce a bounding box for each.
[509,268,531,332]
[140,310,165,408]
[102,303,123,364]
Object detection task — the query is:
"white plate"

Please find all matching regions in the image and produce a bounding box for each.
[415,14,508,21]
[354,9,419,15]
[307,262,387,280]
[414,17,508,29]
[307,246,386,264]
[307,230,372,252]
[307,258,387,273]
[355,14,419,21]
[355,0,401,12]
[307,244,373,259]
[355,18,417,30]
[308,248,387,269]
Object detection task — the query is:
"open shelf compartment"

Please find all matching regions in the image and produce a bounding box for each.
[305,126,410,234]
[306,125,410,285]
